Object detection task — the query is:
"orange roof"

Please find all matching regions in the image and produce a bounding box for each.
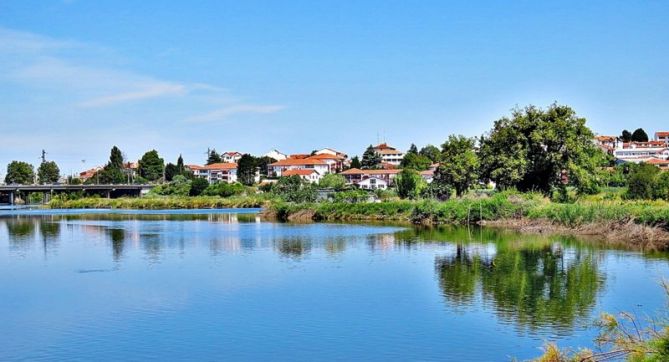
[374,143,396,150]
[288,154,311,159]
[595,135,616,141]
[307,153,345,160]
[646,158,669,165]
[656,132,669,137]
[420,170,435,176]
[283,169,318,176]
[270,158,326,166]
[340,168,401,175]
[204,162,237,170]
[186,164,206,170]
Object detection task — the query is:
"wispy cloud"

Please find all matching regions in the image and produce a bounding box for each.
[0,26,282,112]
[186,104,286,123]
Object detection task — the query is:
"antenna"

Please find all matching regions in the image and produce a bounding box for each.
[40,149,47,163]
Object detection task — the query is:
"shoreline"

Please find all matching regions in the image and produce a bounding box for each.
[40,194,669,250]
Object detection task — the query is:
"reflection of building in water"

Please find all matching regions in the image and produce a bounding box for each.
[367,233,396,251]
[435,242,604,334]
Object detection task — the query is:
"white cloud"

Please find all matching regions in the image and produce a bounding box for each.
[185,104,286,123]
[78,83,187,107]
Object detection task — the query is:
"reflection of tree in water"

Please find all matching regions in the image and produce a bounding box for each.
[6,219,36,240]
[39,220,61,240]
[108,228,126,262]
[276,237,312,258]
[435,242,604,334]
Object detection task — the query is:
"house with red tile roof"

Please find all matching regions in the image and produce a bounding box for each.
[268,158,330,182]
[187,163,238,184]
[282,169,322,183]
[372,143,404,165]
[340,168,401,185]
[221,151,243,163]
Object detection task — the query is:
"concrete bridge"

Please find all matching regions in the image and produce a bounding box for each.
[0,184,154,205]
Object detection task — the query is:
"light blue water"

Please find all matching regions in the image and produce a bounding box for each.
[1,210,667,361]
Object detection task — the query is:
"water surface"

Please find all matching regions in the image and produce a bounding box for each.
[1,210,667,361]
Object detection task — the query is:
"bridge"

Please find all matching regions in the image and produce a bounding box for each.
[0,184,154,205]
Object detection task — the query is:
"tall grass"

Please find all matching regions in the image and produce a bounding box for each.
[48,195,272,209]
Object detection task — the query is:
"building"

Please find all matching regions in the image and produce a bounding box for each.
[314,148,348,158]
[656,132,669,145]
[613,141,669,164]
[268,158,330,178]
[355,176,388,190]
[306,153,347,173]
[264,149,288,161]
[282,169,323,183]
[79,167,102,182]
[221,152,243,163]
[372,143,404,165]
[340,168,401,186]
[187,163,238,184]
[594,135,618,154]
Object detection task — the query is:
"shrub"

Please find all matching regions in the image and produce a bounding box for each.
[189,177,209,196]
[626,163,660,200]
[203,182,245,197]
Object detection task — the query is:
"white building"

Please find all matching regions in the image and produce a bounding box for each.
[282,169,323,183]
[221,151,243,163]
[264,149,288,161]
[372,143,404,165]
[613,141,669,164]
[355,177,388,190]
[187,163,238,184]
[268,158,330,178]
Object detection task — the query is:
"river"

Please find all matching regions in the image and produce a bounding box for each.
[1,209,667,361]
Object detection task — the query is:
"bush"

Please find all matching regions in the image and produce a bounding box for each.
[272,176,317,203]
[334,189,369,203]
[626,163,660,200]
[318,174,347,191]
[190,178,209,196]
[203,182,245,197]
[150,175,191,196]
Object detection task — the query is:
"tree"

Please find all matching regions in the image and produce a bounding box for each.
[631,128,649,142]
[361,145,382,169]
[395,169,425,199]
[237,154,256,186]
[620,129,632,142]
[436,135,479,196]
[400,152,432,171]
[206,149,221,165]
[94,146,126,184]
[189,177,209,196]
[164,163,178,182]
[138,150,165,182]
[419,145,441,163]
[407,143,418,155]
[176,155,185,175]
[37,161,60,184]
[478,104,601,194]
[254,156,276,177]
[318,174,347,190]
[626,163,660,200]
[350,156,362,169]
[5,161,35,184]
[272,175,317,202]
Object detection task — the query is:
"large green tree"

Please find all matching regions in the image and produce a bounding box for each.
[253,156,276,178]
[318,174,347,191]
[435,135,479,196]
[138,150,165,182]
[5,161,35,184]
[400,152,432,171]
[419,145,441,163]
[350,156,362,169]
[237,154,256,186]
[631,128,649,142]
[620,130,632,142]
[37,161,60,184]
[626,163,660,200]
[361,145,382,169]
[164,163,178,182]
[94,146,126,184]
[206,149,222,165]
[395,169,425,199]
[478,104,601,194]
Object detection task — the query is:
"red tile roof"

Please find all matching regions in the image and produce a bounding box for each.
[270,158,326,166]
[282,169,318,176]
[646,158,669,165]
[307,153,345,160]
[204,162,237,170]
[340,168,401,175]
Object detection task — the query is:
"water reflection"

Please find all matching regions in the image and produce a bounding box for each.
[433,234,605,334]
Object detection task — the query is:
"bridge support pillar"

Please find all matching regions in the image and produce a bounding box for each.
[9,192,14,206]
[105,190,111,199]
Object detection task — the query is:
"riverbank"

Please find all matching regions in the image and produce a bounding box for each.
[47,195,271,209]
[46,192,669,250]
[264,192,669,250]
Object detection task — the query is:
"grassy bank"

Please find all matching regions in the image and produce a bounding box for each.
[47,195,272,209]
[267,192,669,249]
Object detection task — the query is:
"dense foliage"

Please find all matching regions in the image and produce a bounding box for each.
[237,154,256,186]
[478,104,602,195]
[395,169,425,199]
[361,145,382,169]
[5,161,35,184]
[435,135,479,196]
[37,161,60,184]
[138,150,165,182]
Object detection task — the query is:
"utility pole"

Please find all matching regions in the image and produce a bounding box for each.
[41,149,47,163]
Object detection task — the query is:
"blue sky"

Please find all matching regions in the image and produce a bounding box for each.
[1,1,668,175]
